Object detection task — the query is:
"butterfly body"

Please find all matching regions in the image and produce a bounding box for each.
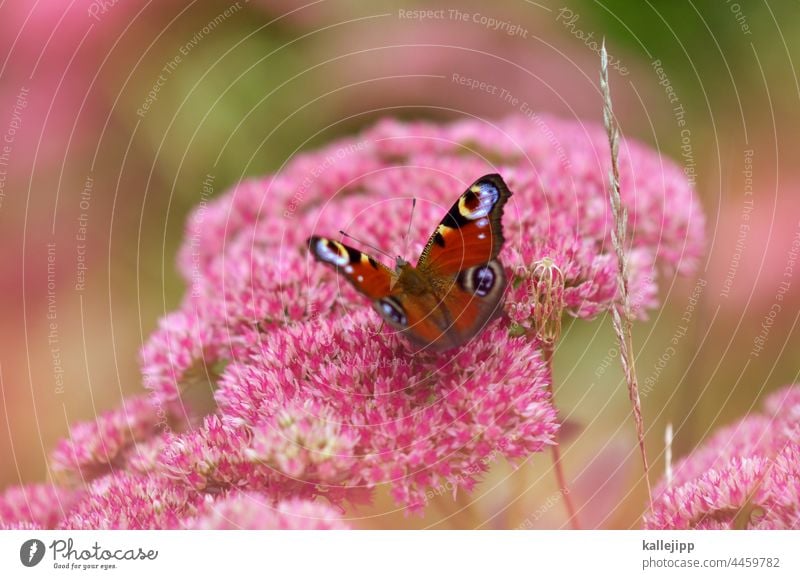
[309,174,512,351]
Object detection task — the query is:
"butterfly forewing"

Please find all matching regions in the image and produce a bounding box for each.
[416,174,512,276]
[308,236,395,300]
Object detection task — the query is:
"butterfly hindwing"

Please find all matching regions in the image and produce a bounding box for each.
[416,174,512,276]
[405,174,511,350]
[419,259,508,350]
[308,236,395,300]
[383,259,508,351]
[377,291,448,346]
[442,259,507,340]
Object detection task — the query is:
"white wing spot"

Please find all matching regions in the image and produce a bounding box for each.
[460,182,499,220]
[316,239,349,266]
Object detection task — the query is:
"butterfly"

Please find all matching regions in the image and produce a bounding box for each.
[308,174,512,351]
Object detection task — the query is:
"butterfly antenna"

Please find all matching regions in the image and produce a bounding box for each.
[338,230,394,261]
[402,198,417,260]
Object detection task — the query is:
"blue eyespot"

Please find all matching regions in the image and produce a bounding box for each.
[459,261,503,297]
[472,265,496,297]
[378,298,407,327]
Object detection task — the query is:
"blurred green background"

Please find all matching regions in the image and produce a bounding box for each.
[1,0,798,529]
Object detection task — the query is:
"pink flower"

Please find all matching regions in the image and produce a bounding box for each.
[0,114,704,528]
[646,385,800,529]
[137,311,559,513]
[175,115,701,318]
[60,472,203,530]
[186,493,349,530]
[212,310,558,513]
[187,237,341,327]
[157,415,255,494]
[132,114,701,518]
[144,114,701,403]
[51,395,182,484]
[506,238,657,333]
[247,403,361,488]
[139,310,228,403]
[0,484,82,530]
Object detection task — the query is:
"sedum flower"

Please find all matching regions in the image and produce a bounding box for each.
[645,385,800,529]
[0,484,82,530]
[60,472,203,530]
[150,310,558,513]
[142,114,702,407]
[0,114,703,528]
[186,493,349,530]
[50,394,182,483]
[212,310,558,512]
[139,310,228,403]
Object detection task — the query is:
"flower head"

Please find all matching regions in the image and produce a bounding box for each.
[209,310,558,513]
[139,310,229,404]
[51,395,182,484]
[0,114,703,528]
[139,113,701,418]
[186,493,349,530]
[0,484,82,530]
[60,472,203,530]
[646,385,800,529]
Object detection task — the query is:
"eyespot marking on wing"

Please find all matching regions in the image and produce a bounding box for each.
[377,297,407,327]
[458,181,500,220]
[458,260,505,298]
[314,238,350,266]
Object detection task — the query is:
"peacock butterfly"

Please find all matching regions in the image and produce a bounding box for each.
[308,174,512,351]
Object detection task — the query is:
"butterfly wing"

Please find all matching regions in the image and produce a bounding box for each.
[376,287,451,348]
[416,173,512,275]
[401,174,512,351]
[308,236,395,299]
[383,259,507,352]
[308,237,430,342]
[308,237,452,349]
[309,174,512,352]
[437,259,510,350]
[443,258,507,339]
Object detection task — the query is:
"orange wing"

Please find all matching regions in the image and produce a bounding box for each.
[389,259,507,352]
[308,236,395,299]
[416,174,512,276]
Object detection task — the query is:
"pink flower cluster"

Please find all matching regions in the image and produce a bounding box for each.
[646,385,800,529]
[56,472,346,530]
[187,494,349,530]
[213,312,557,511]
[0,484,82,530]
[1,115,703,528]
[50,395,183,483]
